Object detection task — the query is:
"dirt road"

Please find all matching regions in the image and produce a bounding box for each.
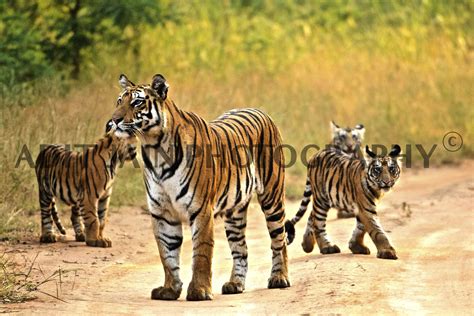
[2,162,473,314]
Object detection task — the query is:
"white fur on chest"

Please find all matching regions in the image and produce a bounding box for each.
[145,176,190,223]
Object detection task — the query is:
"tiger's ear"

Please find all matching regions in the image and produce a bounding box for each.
[365,145,377,158]
[151,74,169,101]
[119,74,135,89]
[330,121,340,136]
[389,144,402,158]
[355,124,365,139]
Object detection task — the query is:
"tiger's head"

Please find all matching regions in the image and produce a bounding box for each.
[330,121,365,156]
[365,145,402,193]
[110,74,169,140]
[104,119,137,162]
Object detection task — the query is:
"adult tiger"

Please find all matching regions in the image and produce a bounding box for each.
[109,74,290,301]
[35,120,137,247]
[285,145,401,260]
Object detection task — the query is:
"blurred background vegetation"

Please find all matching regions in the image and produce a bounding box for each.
[1,0,473,240]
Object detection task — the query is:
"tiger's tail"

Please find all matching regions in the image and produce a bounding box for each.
[51,201,67,235]
[285,177,312,245]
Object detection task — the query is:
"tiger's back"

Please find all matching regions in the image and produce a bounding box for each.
[306,150,366,210]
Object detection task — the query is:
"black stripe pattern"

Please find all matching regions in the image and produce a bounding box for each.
[285,148,401,260]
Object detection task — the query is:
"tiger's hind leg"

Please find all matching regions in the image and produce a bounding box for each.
[71,205,85,242]
[303,204,340,254]
[258,191,290,289]
[39,192,57,243]
[222,202,249,295]
[349,215,370,255]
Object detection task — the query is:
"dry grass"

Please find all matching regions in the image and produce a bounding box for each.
[1,253,36,303]
[0,252,74,304]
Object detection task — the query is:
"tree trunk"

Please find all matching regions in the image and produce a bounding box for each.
[70,0,81,80]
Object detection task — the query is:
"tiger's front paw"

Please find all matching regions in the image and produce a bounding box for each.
[151,286,181,300]
[75,232,86,242]
[321,244,341,254]
[349,242,370,255]
[86,237,112,248]
[377,248,398,260]
[186,281,213,301]
[40,232,57,243]
[222,281,244,294]
[267,274,290,289]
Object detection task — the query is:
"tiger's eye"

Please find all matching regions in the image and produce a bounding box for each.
[373,166,382,174]
[389,165,398,174]
[131,99,144,107]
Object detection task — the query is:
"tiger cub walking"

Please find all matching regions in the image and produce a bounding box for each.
[329,121,365,218]
[285,145,402,260]
[35,120,136,247]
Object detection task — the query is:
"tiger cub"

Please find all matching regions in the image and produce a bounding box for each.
[35,120,137,247]
[330,121,365,159]
[285,145,401,260]
[330,121,365,218]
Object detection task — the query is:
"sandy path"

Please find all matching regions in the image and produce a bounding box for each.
[2,162,473,315]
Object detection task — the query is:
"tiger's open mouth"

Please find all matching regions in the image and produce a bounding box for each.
[379,184,393,192]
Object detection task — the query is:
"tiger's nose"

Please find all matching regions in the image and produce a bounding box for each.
[113,117,123,125]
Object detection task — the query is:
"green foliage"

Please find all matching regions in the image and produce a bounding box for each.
[1,0,471,87]
[0,1,52,85]
[129,0,472,79]
[0,0,165,89]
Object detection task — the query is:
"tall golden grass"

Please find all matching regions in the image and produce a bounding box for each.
[1,39,472,239]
